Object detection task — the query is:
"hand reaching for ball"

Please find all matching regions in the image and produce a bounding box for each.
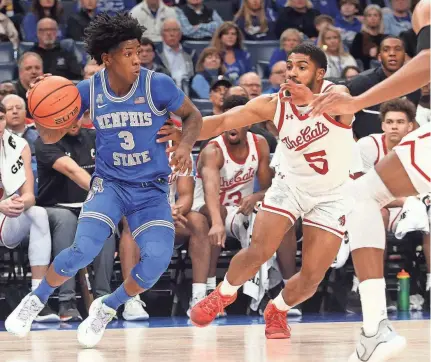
[26,73,52,99]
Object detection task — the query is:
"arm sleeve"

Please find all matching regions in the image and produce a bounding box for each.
[76,79,90,119]
[151,72,185,112]
[35,140,66,169]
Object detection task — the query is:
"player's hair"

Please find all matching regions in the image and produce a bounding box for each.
[379,35,405,52]
[290,42,328,71]
[84,12,146,65]
[379,98,416,123]
[222,95,249,112]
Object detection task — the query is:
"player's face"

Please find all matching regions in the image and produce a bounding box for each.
[0,112,6,138]
[378,38,405,73]
[382,111,413,144]
[286,53,323,90]
[106,39,141,85]
[224,126,249,145]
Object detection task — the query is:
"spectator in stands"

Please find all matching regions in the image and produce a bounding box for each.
[0,11,18,48]
[83,58,103,79]
[234,0,277,41]
[30,18,83,80]
[3,95,38,166]
[0,81,16,102]
[0,103,57,322]
[97,0,135,15]
[341,65,360,80]
[16,52,43,118]
[314,14,335,33]
[156,18,194,87]
[191,47,226,99]
[317,25,357,78]
[211,22,252,83]
[139,37,170,75]
[263,60,286,94]
[21,0,64,42]
[65,0,97,41]
[347,35,420,138]
[383,0,412,36]
[130,0,177,43]
[416,83,431,126]
[275,0,320,40]
[0,0,25,41]
[208,77,232,115]
[308,0,340,20]
[176,0,223,41]
[269,28,303,70]
[350,4,386,70]
[35,119,116,321]
[335,0,362,47]
[399,27,416,61]
[238,71,261,99]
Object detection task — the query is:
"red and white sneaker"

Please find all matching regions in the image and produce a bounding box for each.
[264,301,291,339]
[190,283,237,327]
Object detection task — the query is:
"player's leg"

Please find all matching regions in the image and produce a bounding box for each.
[5,178,123,338]
[119,217,149,321]
[348,195,406,362]
[186,211,212,311]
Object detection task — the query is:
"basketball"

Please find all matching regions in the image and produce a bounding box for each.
[28,76,81,130]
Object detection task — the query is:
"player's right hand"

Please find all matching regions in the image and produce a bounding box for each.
[0,194,25,218]
[26,74,52,98]
[309,92,360,116]
[172,204,188,228]
[208,223,226,247]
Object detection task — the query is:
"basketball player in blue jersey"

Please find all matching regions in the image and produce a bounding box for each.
[5,12,202,348]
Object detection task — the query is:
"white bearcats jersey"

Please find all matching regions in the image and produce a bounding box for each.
[273,80,355,193]
[167,141,194,206]
[357,133,388,172]
[194,132,260,206]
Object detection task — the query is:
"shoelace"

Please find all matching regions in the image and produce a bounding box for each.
[128,298,147,310]
[17,299,41,323]
[199,291,225,316]
[267,309,289,332]
[90,307,114,334]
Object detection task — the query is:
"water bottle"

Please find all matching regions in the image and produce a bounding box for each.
[397,269,410,311]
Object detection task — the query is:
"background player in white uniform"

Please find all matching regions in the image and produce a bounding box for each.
[191,95,272,309]
[0,103,54,321]
[184,44,393,348]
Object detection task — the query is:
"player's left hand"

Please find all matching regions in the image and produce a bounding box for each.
[170,143,193,175]
[157,124,182,152]
[280,79,315,105]
[309,92,360,117]
[172,204,188,228]
[237,194,259,216]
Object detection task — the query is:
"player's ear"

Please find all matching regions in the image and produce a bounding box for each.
[101,52,110,66]
[316,68,325,82]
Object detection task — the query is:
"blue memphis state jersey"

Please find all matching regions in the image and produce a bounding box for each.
[76,67,185,184]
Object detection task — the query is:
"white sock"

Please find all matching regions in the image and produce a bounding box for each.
[192,283,206,300]
[426,273,431,291]
[352,275,360,292]
[272,292,291,312]
[206,276,216,291]
[32,279,42,292]
[359,278,387,336]
[219,275,241,296]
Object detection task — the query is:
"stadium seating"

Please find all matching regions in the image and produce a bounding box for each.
[244,40,279,67]
[0,64,17,83]
[0,43,15,64]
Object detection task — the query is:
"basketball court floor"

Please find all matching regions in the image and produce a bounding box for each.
[0,312,429,362]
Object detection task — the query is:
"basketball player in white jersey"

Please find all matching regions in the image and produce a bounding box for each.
[0,103,55,321]
[191,95,272,310]
[186,43,381,341]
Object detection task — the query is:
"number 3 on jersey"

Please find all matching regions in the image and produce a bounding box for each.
[118,131,135,150]
[304,150,329,175]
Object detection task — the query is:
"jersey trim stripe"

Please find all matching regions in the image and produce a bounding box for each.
[370,135,380,165]
[146,71,167,116]
[79,211,116,232]
[89,75,94,121]
[132,220,175,239]
[252,133,261,163]
[261,201,297,224]
[398,138,431,182]
[100,68,139,103]
[303,218,344,237]
[277,90,286,132]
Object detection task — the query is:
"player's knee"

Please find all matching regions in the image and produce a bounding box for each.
[298,267,325,289]
[247,242,274,266]
[187,212,209,237]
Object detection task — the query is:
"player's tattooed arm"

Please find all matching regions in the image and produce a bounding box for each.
[172,96,202,149]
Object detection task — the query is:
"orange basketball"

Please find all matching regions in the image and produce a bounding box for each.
[28,76,81,130]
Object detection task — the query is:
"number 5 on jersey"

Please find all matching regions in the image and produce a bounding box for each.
[304,150,329,175]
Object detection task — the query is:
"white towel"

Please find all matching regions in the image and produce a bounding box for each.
[0,129,27,196]
[395,196,430,239]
